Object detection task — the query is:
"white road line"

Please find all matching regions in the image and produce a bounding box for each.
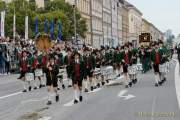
[118,90,128,97]
[0,92,22,100]
[38,116,52,120]
[151,96,156,120]
[63,100,75,107]
[175,60,180,109]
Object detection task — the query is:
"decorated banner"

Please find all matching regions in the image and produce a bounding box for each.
[1,11,5,38]
[57,20,62,42]
[25,16,28,40]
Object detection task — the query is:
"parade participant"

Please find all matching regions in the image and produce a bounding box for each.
[129,43,138,84]
[18,50,30,92]
[64,48,73,88]
[83,48,96,92]
[71,52,84,104]
[122,44,131,88]
[55,48,66,89]
[139,46,148,73]
[94,50,103,88]
[32,51,43,89]
[159,41,168,83]
[45,56,59,105]
[151,43,162,87]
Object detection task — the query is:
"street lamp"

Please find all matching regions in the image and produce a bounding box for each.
[73,0,77,47]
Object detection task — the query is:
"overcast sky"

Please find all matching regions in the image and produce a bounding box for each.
[127,0,180,37]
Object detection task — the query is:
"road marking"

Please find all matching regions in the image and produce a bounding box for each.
[151,96,156,120]
[38,116,51,120]
[0,92,22,100]
[175,60,180,109]
[88,88,102,93]
[63,100,75,107]
[118,90,135,100]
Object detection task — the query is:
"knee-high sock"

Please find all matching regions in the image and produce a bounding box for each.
[74,89,78,100]
[155,74,160,83]
[21,80,27,90]
[48,91,52,101]
[84,80,88,89]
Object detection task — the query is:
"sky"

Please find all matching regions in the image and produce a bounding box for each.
[127,0,180,37]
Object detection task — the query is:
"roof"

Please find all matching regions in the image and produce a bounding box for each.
[124,0,143,15]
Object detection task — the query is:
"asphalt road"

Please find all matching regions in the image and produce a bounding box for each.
[0,59,180,120]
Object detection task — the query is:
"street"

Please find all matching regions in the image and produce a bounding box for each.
[0,59,179,120]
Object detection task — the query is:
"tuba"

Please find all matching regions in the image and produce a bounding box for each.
[35,34,52,52]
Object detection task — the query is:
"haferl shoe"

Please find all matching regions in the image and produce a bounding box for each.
[79,96,83,102]
[91,86,94,91]
[41,85,46,87]
[132,79,136,84]
[128,82,132,87]
[74,99,78,104]
[22,89,27,92]
[116,74,121,77]
[155,83,159,87]
[39,84,42,89]
[84,88,89,92]
[47,101,52,105]
[55,95,59,102]
[96,83,101,88]
[29,86,32,91]
[57,88,60,90]
[68,85,72,88]
[162,78,167,83]
[62,84,65,89]
[34,87,37,90]
[101,81,105,86]
[106,80,109,83]
[134,79,138,84]
[158,81,163,86]
[125,85,129,88]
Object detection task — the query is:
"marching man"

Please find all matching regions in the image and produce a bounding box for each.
[71,52,84,104]
[45,56,59,105]
[151,43,162,87]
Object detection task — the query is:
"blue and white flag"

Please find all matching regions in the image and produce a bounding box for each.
[44,18,48,34]
[50,19,54,40]
[57,20,62,42]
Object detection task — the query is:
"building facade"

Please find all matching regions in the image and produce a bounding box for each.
[102,0,112,46]
[91,0,103,48]
[125,1,142,47]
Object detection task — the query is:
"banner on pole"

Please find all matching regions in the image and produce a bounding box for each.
[1,11,5,38]
[25,16,28,40]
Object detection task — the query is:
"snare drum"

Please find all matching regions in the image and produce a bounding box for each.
[25,73,34,81]
[35,69,43,77]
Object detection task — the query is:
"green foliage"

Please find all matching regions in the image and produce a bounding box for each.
[1,0,87,40]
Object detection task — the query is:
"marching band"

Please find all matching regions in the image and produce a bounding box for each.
[18,40,173,105]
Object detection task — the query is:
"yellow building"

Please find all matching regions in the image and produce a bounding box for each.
[121,5,129,44]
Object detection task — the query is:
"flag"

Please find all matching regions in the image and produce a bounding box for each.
[25,16,28,40]
[13,13,16,39]
[44,18,48,34]
[1,11,5,38]
[35,17,38,36]
[50,19,54,40]
[57,20,62,42]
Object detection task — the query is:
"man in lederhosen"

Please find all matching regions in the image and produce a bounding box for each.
[151,43,162,87]
[71,52,84,104]
[83,48,96,92]
[45,56,59,105]
[64,48,73,88]
[122,44,132,88]
[18,50,30,92]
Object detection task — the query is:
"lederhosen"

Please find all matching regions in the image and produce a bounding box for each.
[45,63,59,87]
[84,55,95,79]
[152,50,161,73]
[122,51,131,73]
[19,57,28,79]
[64,55,73,79]
[71,60,84,87]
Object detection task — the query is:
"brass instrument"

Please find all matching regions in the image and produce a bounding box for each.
[35,34,52,52]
